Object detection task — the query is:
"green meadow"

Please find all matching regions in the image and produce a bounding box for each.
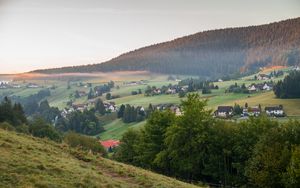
[1,67,299,140]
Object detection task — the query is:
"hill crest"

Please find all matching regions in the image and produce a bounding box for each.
[33,17,300,78]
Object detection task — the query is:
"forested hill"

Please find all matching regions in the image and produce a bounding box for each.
[33,17,300,78]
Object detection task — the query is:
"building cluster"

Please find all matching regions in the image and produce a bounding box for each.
[61,100,118,117]
[215,105,284,118]
[146,85,188,96]
[0,81,22,89]
[247,82,273,92]
[0,81,41,89]
[153,103,182,116]
[123,80,147,86]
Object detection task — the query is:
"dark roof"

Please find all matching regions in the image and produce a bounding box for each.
[265,106,282,111]
[217,106,233,112]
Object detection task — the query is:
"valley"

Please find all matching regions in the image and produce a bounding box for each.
[1,66,298,140]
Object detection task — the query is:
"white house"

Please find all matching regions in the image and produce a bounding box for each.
[166,88,177,94]
[27,83,39,88]
[262,83,272,91]
[257,74,270,80]
[215,106,233,118]
[265,106,284,117]
[248,85,257,92]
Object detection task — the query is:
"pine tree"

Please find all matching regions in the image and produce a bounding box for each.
[118,104,125,118]
[87,88,94,99]
[95,99,106,115]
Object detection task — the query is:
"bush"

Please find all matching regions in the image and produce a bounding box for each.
[64,132,106,156]
[15,124,29,134]
[0,122,15,131]
[131,91,138,95]
[29,117,62,142]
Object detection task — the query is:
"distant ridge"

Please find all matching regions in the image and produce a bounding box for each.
[33,17,300,78]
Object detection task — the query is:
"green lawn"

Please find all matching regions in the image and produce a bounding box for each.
[109,94,182,107]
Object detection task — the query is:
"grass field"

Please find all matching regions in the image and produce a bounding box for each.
[222,91,300,116]
[0,129,201,188]
[98,119,146,140]
[2,68,300,141]
[109,94,182,107]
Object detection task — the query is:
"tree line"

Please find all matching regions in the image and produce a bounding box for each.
[114,94,300,187]
[274,71,300,98]
[0,97,106,156]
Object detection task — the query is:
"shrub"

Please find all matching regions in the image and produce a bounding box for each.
[29,117,62,142]
[64,132,106,156]
[0,122,15,131]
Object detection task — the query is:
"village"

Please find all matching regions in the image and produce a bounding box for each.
[0,81,40,89]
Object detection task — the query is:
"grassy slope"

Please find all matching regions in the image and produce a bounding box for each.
[98,119,146,140]
[0,129,200,188]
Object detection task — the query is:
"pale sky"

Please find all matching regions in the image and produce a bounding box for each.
[0,0,299,74]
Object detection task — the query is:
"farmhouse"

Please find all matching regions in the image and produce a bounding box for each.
[262,83,272,91]
[104,102,117,112]
[100,140,120,151]
[78,91,87,97]
[215,106,233,118]
[153,89,162,95]
[72,104,87,111]
[170,106,182,116]
[248,106,261,116]
[26,83,39,88]
[265,106,284,117]
[0,82,8,89]
[248,85,257,92]
[166,88,177,94]
[257,74,270,80]
[248,83,273,92]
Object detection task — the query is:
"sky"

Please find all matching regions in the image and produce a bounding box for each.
[0,0,299,74]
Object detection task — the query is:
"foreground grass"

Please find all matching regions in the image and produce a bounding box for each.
[0,129,200,188]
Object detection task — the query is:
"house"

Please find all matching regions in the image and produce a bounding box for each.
[170,106,182,116]
[181,86,188,92]
[248,83,272,92]
[257,74,270,80]
[26,83,39,88]
[215,106,233,118]
[78,91,87,97]
[218,79,223,82]
[265,106,284,117]
[72,104,87,111]
[248,106,261,117]
[104,102,117,112]
[248,85,257,92]
[166,88,177,94]
[262,83,272,91]
[153,89,162,95]
[0,82,8,89]
[11,84,21,88]
[61,108,75,118]
[100,140,120,151]
[242,108,249,117]
[256,83,265,91]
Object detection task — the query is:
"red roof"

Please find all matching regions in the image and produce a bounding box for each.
[100,140,120,149]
